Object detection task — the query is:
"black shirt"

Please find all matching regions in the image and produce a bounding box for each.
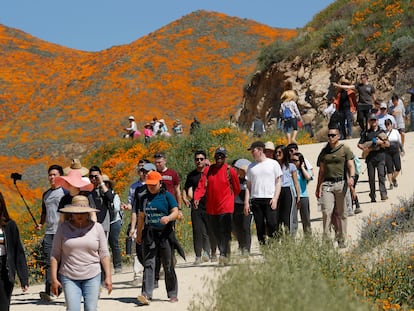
[184,169,206,209]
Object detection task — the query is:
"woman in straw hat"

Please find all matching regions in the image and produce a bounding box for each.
[280,90,302,144]
[50,195,112,311]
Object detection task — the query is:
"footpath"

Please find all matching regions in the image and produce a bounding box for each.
[10,132,414,311]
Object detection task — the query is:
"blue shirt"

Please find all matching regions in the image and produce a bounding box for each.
[297,168,312,198]
[141,191,178,229]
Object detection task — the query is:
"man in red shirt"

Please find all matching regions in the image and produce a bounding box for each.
[194,147,240,265]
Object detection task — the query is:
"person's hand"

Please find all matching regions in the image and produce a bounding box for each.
[296,197,301,208]
[35,224,42,230]
[183,197,191,207]
[105,276,112,295]
[243,204,250,216]
[315,188,321,199]
[193,200,199,209]
[51,280,61,296]
[269,198,277,210]
[121,203,130,210]
[136,233,142,245]
[177,210,184,221]
[129,228,136,238]
[160,216,170,225]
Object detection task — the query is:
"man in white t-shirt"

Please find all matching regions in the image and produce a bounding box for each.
[244,141,282,244]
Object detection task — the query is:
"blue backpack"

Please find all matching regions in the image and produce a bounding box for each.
[283,106,292,119]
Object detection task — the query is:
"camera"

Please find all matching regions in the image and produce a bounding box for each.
[10,172,22,182]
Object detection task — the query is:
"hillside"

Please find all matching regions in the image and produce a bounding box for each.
[238,0,414,131]
[0,10,296,207]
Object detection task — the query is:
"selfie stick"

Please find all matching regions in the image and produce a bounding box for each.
[13,179,38,227]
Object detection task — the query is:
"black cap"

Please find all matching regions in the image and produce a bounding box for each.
[247,141,265,150]
[214,147,227,156]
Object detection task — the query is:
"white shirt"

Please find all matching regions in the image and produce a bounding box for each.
[246,158,282,198]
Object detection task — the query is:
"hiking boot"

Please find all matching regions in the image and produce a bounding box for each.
[210,255,218,262]
[194,257,202,265]
[218,255,229,266]
[389,183,393,190]
[137,295,151,305]
[39,292,55,302]
[169,297,179,303]
[354,207,362,214]
[392,179,398,187]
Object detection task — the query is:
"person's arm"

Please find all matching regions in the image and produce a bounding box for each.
[292,170,301,206]
[136,211,145,244]
[160,207,179,225]
[346,158,355,188]
[36,194,47,230]
[101,256,112,294]
[315,163,325,199]
[129,211,137,238]
[332,82,356,90]
[230,167,241,196]
[301,165,312,181]
[243,181,251,216]
[50,256,61,296]
[270,176,281,210]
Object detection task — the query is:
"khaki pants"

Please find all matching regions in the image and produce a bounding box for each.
[320,180,348,243]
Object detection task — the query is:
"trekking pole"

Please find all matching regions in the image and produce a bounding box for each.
[10,173,38,227]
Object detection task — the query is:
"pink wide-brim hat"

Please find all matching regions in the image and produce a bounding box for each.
[55,169,94,192]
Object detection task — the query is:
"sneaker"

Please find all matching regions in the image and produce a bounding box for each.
[194,257,202,265]
[381,195,388,201]
[201,252,210,263]
[114,267,122,274]
[389,184,393,190]
[370,195,376,203]
[137,294,151,305]
[347,210,354,217]
[393,180,398,187]
[354,207,362,214]
[39,292,55,302]
[169,297,179,303]
[154,280,159,289]
[211,255,218,262]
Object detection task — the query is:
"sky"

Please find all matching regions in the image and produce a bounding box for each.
[1,0,334,52]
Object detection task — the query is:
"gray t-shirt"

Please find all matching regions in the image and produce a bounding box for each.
[43,187,66,235]
[356,83,375,108]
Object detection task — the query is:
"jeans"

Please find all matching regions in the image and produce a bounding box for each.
[209,213,232,258]
[42,234,54,294]
[250,198,277,244]
[0,256,13,311]
[61,273,101,311]
[109,220,122,270]
[191,207,211,257]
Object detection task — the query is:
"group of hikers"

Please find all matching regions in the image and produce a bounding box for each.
[1,73,412,310]
[123,116,202,142]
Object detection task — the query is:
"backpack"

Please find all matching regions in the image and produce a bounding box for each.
[283,106,292,119]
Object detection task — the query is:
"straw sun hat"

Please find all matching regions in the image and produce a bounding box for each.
[59,195,99,213]
[63,158,89,177]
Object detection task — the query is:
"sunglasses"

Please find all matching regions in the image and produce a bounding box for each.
[327,134,337,138]
[195,157,205,162]
[89,175,99,179]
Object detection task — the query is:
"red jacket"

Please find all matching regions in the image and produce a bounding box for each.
[333,89,357,113]
[194,163,240,215]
